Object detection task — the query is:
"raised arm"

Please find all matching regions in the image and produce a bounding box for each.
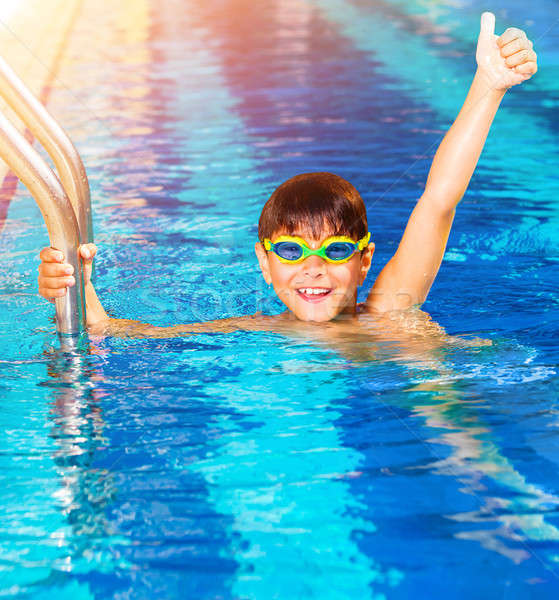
[366,12,537,313]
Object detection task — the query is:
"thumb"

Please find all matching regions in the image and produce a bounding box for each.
[479,11,495,40]
[79,243,97,261]
[78,243,96,284]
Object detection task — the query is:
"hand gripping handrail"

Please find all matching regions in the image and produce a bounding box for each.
[0,57,90,335]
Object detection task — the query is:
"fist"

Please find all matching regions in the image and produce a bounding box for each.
[476,12,537,90]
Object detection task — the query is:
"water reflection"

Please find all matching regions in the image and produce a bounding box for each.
[401,350,559,568]
[45,345,122,573]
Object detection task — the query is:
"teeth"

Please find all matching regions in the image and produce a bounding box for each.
[299,288,330,295]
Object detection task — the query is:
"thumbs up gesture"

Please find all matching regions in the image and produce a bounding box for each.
[476,12,537,90]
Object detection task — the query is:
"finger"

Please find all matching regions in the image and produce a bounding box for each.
[480,12,495,39]
[505,49,537,68]
[38,262,74,277]
[514,61,538,75]
[38,286,68,299]
[38,275,76,289]
[500,37,530,58]
[39,246,64,263]
[497,27,527,48]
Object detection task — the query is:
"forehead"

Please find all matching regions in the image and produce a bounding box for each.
[273,224,346,244]
[274,233,333,248]
[272,215,347,240]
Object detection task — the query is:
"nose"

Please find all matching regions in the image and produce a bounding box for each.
[301,254,327,278]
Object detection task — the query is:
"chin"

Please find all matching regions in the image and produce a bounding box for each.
[279,290,356,322]
[292,303,342,322]
[296,312,334,322]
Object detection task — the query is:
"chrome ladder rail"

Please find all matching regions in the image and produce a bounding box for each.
[0,56,91,335]
[0,56,93,244]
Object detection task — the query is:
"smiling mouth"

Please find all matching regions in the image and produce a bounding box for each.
[296,287,332,302]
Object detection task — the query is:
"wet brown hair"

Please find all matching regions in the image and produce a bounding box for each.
[258,172,368,241]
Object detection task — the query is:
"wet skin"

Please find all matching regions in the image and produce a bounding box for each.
[253,229,374,323]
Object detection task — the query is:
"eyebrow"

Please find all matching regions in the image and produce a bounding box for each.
[282,234,328,245]
[282,229,339,240]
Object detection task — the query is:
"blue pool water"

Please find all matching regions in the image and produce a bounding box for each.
[1,0,559,598]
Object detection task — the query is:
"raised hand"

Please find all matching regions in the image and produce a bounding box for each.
[476,12,538,91]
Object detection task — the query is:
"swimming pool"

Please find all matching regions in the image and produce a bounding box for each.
[1,0,559,597]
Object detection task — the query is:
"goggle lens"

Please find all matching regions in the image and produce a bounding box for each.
[324,242,355,261]
[274,241,303,261]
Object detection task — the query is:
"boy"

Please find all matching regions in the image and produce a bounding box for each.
[37,13,537,338]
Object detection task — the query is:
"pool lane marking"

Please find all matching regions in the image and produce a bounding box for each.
[0,0,83,236]
[187,364,393,598]
[164,8,397,596]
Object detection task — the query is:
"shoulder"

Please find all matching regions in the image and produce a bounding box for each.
[358,303,446,335]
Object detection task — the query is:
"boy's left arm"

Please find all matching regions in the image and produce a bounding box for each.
[367,12,537,313]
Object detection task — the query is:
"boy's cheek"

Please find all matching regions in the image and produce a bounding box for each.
[271,284,298,312]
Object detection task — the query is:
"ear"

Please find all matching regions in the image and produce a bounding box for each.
[255,242,272,285]
[359,242,375,285]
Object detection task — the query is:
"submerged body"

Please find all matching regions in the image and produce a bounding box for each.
[94,305,488,372]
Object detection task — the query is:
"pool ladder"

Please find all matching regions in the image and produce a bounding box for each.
[0,55,92,336]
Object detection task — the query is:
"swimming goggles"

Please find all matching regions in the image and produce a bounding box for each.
[263,232,371,264]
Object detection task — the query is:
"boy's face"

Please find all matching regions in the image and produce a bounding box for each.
[255,229,374,322]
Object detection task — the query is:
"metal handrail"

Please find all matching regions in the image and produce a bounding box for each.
[0,55,93,244]
[0,109,85,335]
[0,55,93,336]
